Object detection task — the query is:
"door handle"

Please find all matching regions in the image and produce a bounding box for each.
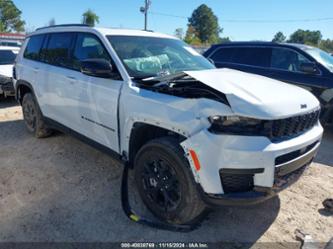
[33,67,39,73]
[67,76,76,80]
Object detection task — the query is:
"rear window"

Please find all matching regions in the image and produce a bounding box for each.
[210,46,272,67]
[24,35,45,61]
[232,47,271,67]
[43,33,74,68]
[0,50,17,65]
[210,47,236,63]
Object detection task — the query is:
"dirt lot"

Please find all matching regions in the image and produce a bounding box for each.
[0,98,332,245]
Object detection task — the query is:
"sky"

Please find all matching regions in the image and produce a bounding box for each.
[14,0,333,41]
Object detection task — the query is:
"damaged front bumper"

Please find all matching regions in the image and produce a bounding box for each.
[0,77,15,97]
[181,123,323,206]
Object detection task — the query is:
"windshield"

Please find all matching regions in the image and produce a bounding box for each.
[303,47,333,73]
[0,50,17,65]
[107,35,214,78]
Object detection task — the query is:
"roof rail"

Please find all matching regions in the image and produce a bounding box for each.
[36,24,89,31]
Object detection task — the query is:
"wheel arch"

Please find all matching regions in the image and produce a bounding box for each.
[15,80,35,105]
[323,97,333,124]
[126,122,187,165]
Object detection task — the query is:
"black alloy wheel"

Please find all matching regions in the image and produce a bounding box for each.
[134,137,207,225]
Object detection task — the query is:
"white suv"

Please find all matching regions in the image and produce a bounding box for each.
[14,24,323,225]
[0,46,19,98]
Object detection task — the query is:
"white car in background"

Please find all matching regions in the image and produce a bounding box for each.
[13,25,323,225]
[0,46,19,98]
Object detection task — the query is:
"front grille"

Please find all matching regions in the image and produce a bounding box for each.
[269,109,320,141]
[275,141,318,165]
[220,172,254,194]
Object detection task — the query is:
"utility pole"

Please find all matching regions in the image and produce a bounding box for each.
[140,0,151,31]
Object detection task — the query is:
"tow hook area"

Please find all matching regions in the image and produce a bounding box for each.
[120,162,203,232]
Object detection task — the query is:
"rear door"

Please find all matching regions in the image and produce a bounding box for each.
[16,34,47,108]
[40,32,77,126]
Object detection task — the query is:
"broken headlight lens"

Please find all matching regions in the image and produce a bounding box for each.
[208,115,267,135]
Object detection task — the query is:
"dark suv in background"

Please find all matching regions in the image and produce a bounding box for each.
[204,42,333,125]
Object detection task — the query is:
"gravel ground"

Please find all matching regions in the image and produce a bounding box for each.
[0,98,332,245]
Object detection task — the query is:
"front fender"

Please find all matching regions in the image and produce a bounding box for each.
[119,85,233,156]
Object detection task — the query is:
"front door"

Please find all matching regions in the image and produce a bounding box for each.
[68,32,123,152]
[269,47,328,100]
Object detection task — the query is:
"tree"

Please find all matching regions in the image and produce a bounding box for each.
[288,29,322,46]
[187,4,221,44]
[49,18,56,26]
[0,0,25,32]
[184,25,201,45]
[82,9,99,27]
[219,37,231,43]
[272,31,286,43]
[319,39,333,53]
[174,28,184,40]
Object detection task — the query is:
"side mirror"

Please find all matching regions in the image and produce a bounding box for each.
[80,59,114,78]
[300,62,318,74]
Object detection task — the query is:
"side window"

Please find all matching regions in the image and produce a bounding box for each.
[0,50,17,65]
[72,33,111,70]
[210,47,236,63]
[271,48,310,72]
[23,35,45,61]
[231,47,271,67]
[43,33,74,68]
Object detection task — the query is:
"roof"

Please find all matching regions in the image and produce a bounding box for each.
[213,41,277,46]
[211,41,316,50]
[30,25,177,40]
[286,43,316,50]
[95,27,177,39]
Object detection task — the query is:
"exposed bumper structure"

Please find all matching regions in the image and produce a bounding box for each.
[181,123,323,206]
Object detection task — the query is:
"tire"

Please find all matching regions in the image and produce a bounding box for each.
[134,137,207,225]
[22,93,52,138]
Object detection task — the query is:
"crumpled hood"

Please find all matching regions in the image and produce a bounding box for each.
[0,65,13,78]
[185,68,320,119]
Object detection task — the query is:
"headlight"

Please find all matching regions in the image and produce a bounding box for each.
[208,115,267,135]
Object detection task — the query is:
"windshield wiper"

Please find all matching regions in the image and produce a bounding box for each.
[132,72,197,90]
[131,75,155,80]
[132,72,189,88]
[142,72,187,83]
